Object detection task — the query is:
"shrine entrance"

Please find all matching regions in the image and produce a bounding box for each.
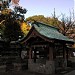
[20,21,74,74]
[22,34,55,74]
[31,45,49,63]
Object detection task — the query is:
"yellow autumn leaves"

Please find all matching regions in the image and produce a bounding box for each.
[1,9,12,15]
[20,22,31,35]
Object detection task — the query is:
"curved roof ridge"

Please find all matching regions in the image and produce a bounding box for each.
[32,21,59,30]
[10,21,74,44]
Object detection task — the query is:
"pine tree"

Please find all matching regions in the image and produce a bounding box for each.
[0,0,27,41]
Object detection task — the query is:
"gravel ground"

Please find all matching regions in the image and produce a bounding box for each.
[0,71,51,75]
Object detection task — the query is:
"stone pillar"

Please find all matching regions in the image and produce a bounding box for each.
[46,61,55,74]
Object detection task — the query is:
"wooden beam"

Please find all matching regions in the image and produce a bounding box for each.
[31,45,48,47]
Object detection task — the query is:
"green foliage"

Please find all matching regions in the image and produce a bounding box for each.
[0,22,5,38]
[0,14,23,41]
[26,15,61,27]
[0,9,24,41]
[0,0,27,41]
[4,19,24,41]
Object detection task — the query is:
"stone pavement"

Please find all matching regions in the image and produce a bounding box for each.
[64,70,75,75]
[0,70,75,75]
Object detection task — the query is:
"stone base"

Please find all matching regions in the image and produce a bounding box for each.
[14,63,21,71]
[28,59,55,74]
[0,65,6,72]
[62,60,67,69]
[46,61,55,74]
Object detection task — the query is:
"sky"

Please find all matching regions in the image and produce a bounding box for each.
[19,0,74,19]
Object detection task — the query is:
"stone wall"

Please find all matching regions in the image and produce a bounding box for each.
[0,62,28,72]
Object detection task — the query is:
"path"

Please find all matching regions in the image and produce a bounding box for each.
[64,70,75,75]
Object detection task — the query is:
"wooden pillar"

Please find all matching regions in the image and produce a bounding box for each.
[68,50,71,59]
[63,45,67,68]
[49,47,53,61]
[34,50,36,63]
[29,48,32,59]
[66,49,68,66]
[63,45,66,60]
[64,49,66,60]
[53,45,56,59]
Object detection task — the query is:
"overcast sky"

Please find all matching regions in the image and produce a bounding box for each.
[19,0,74,18]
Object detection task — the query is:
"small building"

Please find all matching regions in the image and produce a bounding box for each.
[0,21,74,74]
[20,21,74,74]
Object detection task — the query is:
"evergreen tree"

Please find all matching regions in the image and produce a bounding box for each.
[0,0,27,41]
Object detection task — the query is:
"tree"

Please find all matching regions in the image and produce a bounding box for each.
[26,15,61,27]
[20,22,31,35]
[4,18,24,41]
[58,12,75,40]
[0,0,27,41]
[26,9,75,41]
